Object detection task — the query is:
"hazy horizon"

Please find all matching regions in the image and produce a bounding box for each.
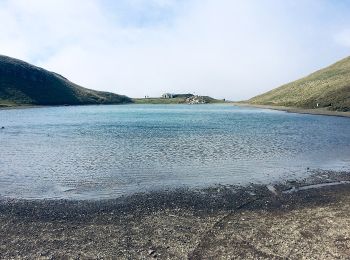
[1,0,350,100]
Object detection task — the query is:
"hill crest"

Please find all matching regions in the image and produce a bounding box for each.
[0,55,131,106]
[249,56,350,111]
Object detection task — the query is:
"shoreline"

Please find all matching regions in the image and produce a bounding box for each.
[3,102,350,119]
[232,102,350,118]
[0,102,134,111]
[0,104,43,110]
[1,170,350,259]
[0,102,226,110]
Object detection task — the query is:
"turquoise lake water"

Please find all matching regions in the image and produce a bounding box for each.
[1,104,350,200]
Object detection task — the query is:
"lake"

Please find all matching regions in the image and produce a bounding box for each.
[1,104,350,200]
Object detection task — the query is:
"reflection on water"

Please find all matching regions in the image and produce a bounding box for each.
[1,104,350,200]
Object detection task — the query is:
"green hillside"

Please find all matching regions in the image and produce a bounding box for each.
[134,95,223,104]
[0,55,131,107]
[249,56,350,111]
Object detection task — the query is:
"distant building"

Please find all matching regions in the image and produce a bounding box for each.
[162,93,174,99]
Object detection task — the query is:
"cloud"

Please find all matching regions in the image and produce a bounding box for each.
[335,29,350,47]
[0,0,349,99]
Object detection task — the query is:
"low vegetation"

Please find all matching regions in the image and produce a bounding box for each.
[249,56,350,111]
[0,55,132,107]
[134,95,224,104]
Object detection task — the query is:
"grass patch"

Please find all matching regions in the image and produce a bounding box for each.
[133,97,225,104]
[249,56,350,111]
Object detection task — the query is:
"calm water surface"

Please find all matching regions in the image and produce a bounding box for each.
[1,104,350,200]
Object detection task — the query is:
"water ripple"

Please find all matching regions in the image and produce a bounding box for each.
[1,104,350,199]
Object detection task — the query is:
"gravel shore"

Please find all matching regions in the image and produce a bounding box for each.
[233,103,350,118]
[1,170,350,259]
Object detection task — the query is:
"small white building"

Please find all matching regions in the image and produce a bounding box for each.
[162,93,174,99]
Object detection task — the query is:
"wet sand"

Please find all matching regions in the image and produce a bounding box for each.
[233,103,350,118]
[1,170,350,259]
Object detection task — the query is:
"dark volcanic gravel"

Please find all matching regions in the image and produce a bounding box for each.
[1,170,350,259]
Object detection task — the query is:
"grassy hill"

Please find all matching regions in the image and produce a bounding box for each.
[134,95,224,104]
[0,55,131,107]
[249,56,350,111]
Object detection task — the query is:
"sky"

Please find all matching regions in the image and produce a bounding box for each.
[0,0,350,100]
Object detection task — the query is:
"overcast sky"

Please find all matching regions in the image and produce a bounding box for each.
[0,0,350,100]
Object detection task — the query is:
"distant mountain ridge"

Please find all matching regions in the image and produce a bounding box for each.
[0,55,131,106]
[249,56,350,111]
[134,94,224,104]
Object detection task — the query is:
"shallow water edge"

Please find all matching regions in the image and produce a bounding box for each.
[1,170,350,259]
[2,102,350,118]
[2,104,350,200]
[1,170,349,217]
[234,102,350,118]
